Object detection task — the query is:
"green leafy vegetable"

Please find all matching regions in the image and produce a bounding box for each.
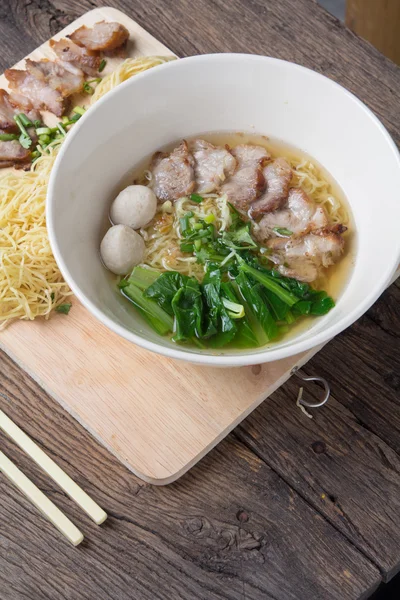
[172,278,203,341]
[262,288,290,321]
[55,303,72,315]
[309,291,335,315]
[144,271,188,316]
[239,261,299,306]
[233,276,269,346]
[222,223,258,249]
[123,283,173,335]
[126,266,160,290]
[190,193,203,203]
[201,267,237,347]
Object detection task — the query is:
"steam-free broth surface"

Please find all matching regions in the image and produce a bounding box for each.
[102,132,355,352]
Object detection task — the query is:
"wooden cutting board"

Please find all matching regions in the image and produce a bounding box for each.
[0,7,398,484]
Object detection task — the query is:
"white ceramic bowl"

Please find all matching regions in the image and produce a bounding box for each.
[47,54,400,366]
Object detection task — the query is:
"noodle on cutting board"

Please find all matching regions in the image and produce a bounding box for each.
[0,56,172,329]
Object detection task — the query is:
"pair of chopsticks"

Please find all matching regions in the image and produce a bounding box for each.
[0,407,107,545]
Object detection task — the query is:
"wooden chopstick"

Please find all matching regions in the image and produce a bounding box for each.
[0,408,107,525]
[0,449,84,546]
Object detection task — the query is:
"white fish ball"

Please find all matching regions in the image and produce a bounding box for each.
[110,185,157,229]
[100,224,145,275]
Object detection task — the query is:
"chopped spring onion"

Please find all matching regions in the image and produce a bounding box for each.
[35,127,52,136]
[14,115,32,148]
[38,134,51,145]
[194,239,202,251]
[83,78,101,95]
[193,223,203,231]
[273,227,293,237]
[0,133,18,141]
[73,106,86,116]
[98,59,107,72]
[204,214,215,224]
[180,242,194,253]
[190,193,203,203]
[222,298,245,319]
[18,113,33,128]
[179,215,189,234]
[57,123,67,136]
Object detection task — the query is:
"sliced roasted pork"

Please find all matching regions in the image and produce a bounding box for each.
[0,89,39,132]
[190,139,237,194]
[0,139,31,168]
[49,38,101,76]
[25,59,84,97]
[8,92,41,123]
[5,68,66,117]
[249,157,292,218]
[0,90,20,132]
[255,187,328,243]
[150,140,195,202]
[220,144,270,213]
[69,21,129,52]
[267,227,346,282]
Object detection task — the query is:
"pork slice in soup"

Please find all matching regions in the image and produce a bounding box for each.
[249,157,293,217]
[189,139,237,194]
[268,226,347,282]
[254,187,329,243]
[220,144,270,212]
[150,140,195,202]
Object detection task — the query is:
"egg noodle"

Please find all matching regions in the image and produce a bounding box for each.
[0,56,173,329]
[140,154,348,281]
[140,194,232,280]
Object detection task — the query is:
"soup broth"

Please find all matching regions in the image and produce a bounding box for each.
[106,132,355,351]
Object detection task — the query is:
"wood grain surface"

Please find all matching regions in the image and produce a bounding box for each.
[0,5,329,486]
[346,0,400,65]
[1,1,400,599]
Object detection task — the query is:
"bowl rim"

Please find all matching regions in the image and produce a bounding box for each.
[47,53,400,366]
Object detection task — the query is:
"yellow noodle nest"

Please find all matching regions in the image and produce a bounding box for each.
[0,56,174,330]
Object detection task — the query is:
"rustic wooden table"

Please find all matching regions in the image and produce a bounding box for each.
[1,1,399,599]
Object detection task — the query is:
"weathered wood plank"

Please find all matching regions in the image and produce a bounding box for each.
[236,286,400,581]
[1,0,399,598]
[1,0,397,145]
[0,349,380,600]
[303,283,400,454]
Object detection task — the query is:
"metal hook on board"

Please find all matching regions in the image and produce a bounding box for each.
[290,367,331,409]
